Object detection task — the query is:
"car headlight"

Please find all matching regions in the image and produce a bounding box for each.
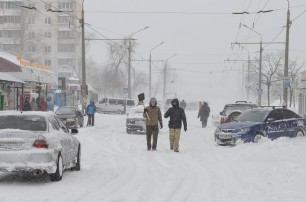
[214,128,221,133]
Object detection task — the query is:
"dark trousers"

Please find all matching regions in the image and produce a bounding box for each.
[87,114,95,126]
[146,125,159,150]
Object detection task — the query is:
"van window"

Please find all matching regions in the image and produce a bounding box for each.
[127,100,135,106]
[99,98,107,104]
[117,100,124,105]
[109,99,117,105]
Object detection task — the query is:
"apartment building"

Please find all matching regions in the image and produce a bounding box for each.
[0,0,82,81]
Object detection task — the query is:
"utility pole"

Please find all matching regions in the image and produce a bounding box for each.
[283,0,291,108]
[81,0,87,114]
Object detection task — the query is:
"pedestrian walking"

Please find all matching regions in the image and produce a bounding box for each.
[198,101,210,128]
[143,97,163,151]
[23,97,31,111]
[30,98,38,111]
[164,98,187,152]
[86,100,96,126]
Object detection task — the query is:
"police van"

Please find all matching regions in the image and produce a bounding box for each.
[96,97,135,114]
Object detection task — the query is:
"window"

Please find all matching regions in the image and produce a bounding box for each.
[109,99,117,105]
[117,100,124,105]
[45,59,52,66]
[45,17,51,24]
[49,116,60,131]
[267,110,284,121]
[55,117,69,133]
[99,98,107,104]
[282,109,300,119]
[127,100,135,106]
[58,44,75,52]
[58,2,74,10]
[0,115,47,131]
[58,31,75,39]
[29,31,35,39]
[45,31,51,38]
[45,46,51,53]
[58,58,73,66]
[28,45,36,52]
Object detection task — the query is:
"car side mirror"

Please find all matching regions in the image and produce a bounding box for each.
[267,118,275,122]
[71,128,78,135]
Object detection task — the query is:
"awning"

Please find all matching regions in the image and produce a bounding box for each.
[0,72,25,83]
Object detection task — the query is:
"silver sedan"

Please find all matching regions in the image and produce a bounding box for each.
[0,111,81,181]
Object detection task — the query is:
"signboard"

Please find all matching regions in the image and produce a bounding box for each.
[283,77,290,88]
[123,87,128,94]
[257,88,263,95]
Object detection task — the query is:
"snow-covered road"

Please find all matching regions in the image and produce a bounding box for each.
[1,110,306,202]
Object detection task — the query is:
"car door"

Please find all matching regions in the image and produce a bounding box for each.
[282,109,300,137]
[54,116,74,165]
[265,109,286,140]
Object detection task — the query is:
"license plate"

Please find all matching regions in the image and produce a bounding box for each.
[0,141,23,149]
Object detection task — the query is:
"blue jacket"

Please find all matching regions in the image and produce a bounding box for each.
[86,102,96,115]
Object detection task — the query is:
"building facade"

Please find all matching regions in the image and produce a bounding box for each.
[0,0,82,79]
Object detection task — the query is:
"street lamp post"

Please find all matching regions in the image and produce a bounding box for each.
[283,0,291,108]
[128,26,149,99]
[163,54,177,103]
[81,0,86,113]
[243,25,263,106]
[149,42,164,98]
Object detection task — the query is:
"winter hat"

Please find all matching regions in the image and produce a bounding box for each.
[150,97,157,107]
[171,98,179,107]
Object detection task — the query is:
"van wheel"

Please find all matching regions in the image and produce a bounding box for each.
[254,133,264,143]
[117,110,122,115]
[296,130,304,137]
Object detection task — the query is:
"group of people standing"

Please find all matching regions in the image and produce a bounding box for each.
[23,96,49,112]
[143,98,187,152]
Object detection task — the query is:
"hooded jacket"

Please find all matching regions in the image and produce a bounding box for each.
[86,102,96,115]
[164,98,187,130]
[143,98,163,126]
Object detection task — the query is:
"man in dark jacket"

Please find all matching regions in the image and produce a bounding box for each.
[143,97,163,151]
[164,98,187,152]
[86,101,96,126]
[198,101,210,128]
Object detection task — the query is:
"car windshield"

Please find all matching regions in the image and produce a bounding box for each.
[225,105,254,115]
[236,110,270,122]
[56,107,76,115]
[0,115,47,131]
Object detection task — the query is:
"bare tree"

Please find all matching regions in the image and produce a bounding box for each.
[288,59,305,107]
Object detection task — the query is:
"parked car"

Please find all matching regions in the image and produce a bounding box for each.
[219,101,257,124]
[214,107,306,145]
[126,105,146,134]
[0,111,81,181]
[96,97,135,114]
[55,106,84,129]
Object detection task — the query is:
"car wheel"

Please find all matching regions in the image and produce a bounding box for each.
[49,153,63,181]
[296,130,304,137]
[227,112,241,122]
[72,145,81,171]
[126,129,131,134]
[254,133,264,143]
[117,110,122,115]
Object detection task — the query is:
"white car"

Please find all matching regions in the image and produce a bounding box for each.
[126,105,146,134]
[0,111,81,182]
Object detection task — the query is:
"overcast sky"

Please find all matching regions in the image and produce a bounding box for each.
[84,0,306,105]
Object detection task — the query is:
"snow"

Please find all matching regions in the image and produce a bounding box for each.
[0,110,306,202]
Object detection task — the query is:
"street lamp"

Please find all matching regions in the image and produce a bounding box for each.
[128,26,149,99]
[81,0,87,113]
[149,42,164,98]
[163,54,177,102]
[243,24,263,106]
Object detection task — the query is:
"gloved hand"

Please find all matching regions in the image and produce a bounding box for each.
[184,127,187,132]
[144,108,148,113]
[160,124,163,129]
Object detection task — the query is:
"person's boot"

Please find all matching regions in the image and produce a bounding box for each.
[170,145,173,150]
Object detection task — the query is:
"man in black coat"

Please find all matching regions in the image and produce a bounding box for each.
[164,98,187,152]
